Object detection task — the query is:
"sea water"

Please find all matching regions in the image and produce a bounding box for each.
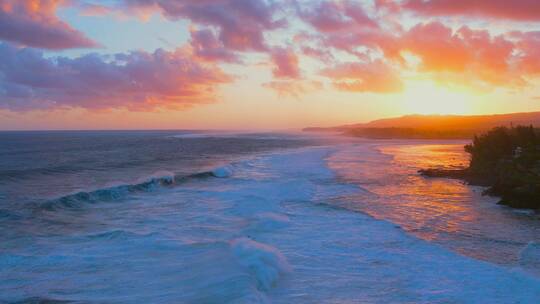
[1,131,540,303]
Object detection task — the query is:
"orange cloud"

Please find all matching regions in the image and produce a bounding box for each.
[321,59,403,93]
[513,31,540,75]
[398,22,527,87]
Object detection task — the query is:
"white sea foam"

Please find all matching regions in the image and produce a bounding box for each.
[137,170,175,184]
[248,212,291,232]
[230,237,291,291]
[3,143,540,303]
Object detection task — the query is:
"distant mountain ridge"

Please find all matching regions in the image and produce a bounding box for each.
[303,111,540,139]
[305,111,540,132]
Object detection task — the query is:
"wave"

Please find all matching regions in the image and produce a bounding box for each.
[7,297,72,304]
[230,237,290,291]
[84,230,158,241]
[0,209,22,221]
[40,166,234,211]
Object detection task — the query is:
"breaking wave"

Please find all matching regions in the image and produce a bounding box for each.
[40,166,234,211]
[230,237,291,291]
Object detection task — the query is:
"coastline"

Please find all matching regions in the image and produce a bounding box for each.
[317,125,540,211]
[419,166,540,210]
[327,140,540,268]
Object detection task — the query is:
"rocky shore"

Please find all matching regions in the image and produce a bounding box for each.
[419,126,540,210]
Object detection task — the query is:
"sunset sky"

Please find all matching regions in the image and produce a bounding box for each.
[1,0,540,130]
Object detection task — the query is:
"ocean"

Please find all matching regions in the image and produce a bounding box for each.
[1,131,540,303]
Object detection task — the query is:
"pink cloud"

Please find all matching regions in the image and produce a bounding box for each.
[190,28,240,63]
[263,80,323,98]
[293,32,335,63]
[295,2,397,60]
[322,29,398,59]
[400,0,540,21]
[122,0,286,52]
[300,0,378,32]
[0,43,232,111]
[321,59,403,93]
[270,47,301,79]
[301,45,334,63]
[0,0,97,49]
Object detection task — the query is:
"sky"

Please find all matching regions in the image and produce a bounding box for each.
[1,0,540,130]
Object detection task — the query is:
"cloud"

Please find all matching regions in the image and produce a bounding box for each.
[295,1,397,60]
[313,20,527,89]
[405,22,514,71]
[513,31,540,75]
[190,28,240,63]
[321,59,403,93]
[293,3,540,91]
[3,0,540,107]
[0,42,232,111]
[270,47,301,79]
[300,0,378,32]
[121,0,286,52]
[0,0,97,49]
[263,80,322,98]
[398,22,524,87]
[399,0,540,22]
[293,32,335,63]
[301,45,334,63]
[76,2,114,16]
[263,47,305,96]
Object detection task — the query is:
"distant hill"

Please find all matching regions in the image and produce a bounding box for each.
[359,112,540,130]
[303,111,540,139]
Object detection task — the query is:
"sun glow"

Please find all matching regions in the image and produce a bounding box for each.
[399,81,474,115]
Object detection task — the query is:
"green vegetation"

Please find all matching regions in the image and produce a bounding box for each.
[463,125,540,209]
[421,125,540,209]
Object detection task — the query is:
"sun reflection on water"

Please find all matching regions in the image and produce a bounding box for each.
[327,141,540,265]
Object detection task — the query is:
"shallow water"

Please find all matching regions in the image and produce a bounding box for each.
[327,140,540,266]
[1,132,540,303]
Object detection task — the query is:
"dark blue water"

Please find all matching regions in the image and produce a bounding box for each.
[0,131,312,209]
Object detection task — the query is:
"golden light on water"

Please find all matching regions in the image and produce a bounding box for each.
[328,143,479,244]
